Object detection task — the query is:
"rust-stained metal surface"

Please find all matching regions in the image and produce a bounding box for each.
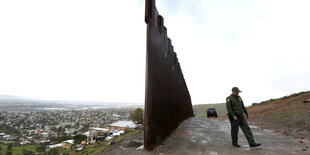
[144,0,194,151]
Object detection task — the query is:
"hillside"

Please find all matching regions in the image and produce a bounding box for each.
[247,91,310,139]
[193,103,226,118]
[102,118,310,154]
[84,93,310,154]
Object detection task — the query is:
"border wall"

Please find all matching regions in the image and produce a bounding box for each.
[144,0,194,151]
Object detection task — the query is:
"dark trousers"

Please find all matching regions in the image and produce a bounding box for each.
[229,115,255,145]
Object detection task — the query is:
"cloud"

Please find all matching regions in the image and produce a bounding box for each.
[0,0,309,105]
[155,0,310,105]
[0,0,146,102]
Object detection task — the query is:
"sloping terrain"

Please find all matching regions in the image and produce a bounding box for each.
[103,118,310,154]
[247,91,310,139]
[102,92,310,154]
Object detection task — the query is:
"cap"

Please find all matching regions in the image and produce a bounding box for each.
[232,87,242,92]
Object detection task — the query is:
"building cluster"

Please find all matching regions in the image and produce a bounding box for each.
[0,108,137,149]
[45,121,137,152]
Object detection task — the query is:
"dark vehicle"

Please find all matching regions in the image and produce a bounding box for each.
[207,108,218,118]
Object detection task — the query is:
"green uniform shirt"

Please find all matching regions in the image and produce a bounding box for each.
[226,94,248,117]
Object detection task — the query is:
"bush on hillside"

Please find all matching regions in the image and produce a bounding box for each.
[74,134,87,144]
[130,108,144,125]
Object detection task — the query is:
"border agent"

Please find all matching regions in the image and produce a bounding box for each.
[226,87,261,147]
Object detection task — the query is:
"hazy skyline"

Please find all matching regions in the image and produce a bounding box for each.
[1,0,309,106]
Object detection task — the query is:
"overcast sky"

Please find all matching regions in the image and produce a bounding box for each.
[0,0,309,106]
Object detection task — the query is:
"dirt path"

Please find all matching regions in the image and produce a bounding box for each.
[103,117,310,155]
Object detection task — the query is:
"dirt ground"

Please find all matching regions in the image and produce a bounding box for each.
[246,92,310,140]
[103,117,310,155]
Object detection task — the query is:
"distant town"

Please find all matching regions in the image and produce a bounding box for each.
[0,96,143,154]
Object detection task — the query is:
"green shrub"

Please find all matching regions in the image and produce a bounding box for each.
[21,149,35,155]
[74,134,87,144]
[130,108,144,124]
[44,148,61,155]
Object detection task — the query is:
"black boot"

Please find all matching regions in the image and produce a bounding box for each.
[250,143,261,147]
[233,143,241,147]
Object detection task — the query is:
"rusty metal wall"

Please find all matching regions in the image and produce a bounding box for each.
[144,0,194,151]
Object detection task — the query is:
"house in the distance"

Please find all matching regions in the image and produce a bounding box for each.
[108,121,137,131]
[62,139,74,149]
[90,128,109,137]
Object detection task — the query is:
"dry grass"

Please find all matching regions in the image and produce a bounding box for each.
[247,91,310,139]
